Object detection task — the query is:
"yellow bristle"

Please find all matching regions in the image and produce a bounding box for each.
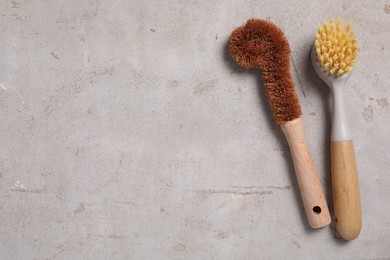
[336,69,344,77]
[315,19,358,77]
[338,53,345,62]
[324,63,330,71]
[346,23,351,32]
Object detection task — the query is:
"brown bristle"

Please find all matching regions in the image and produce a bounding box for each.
[229,19,302,124]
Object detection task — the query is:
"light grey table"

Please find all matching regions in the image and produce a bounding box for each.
[1,1,389,259]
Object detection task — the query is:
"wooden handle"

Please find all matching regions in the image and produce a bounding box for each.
[331,141,362,240]
[281,118,331,228]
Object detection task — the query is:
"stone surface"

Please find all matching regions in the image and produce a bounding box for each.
[0,0,389,259]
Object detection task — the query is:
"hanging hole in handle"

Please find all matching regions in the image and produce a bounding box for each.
[313,206,321,214]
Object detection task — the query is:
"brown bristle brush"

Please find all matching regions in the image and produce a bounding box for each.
[229,19,331,228]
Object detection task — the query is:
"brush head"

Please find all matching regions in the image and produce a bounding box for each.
[315,18,358,77]
[229,19,302,124]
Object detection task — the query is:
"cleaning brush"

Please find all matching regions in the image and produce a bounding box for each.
[311,18,362,240]
[229,19,331,228]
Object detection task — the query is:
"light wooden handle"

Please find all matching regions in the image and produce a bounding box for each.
[281,118,331,228]
[331,141,362,240]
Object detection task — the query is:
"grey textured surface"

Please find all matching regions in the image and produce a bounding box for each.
[1,0,389,259]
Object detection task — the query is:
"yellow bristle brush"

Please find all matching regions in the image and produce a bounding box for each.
[311,18,362,240]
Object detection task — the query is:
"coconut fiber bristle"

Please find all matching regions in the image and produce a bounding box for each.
[229,19,302,124]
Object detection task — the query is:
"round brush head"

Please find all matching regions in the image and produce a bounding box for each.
[315,18,358,77]
[229,19,302,124]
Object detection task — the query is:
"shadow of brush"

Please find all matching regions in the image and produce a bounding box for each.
[222,39,317,232]
[304,47,332,203]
